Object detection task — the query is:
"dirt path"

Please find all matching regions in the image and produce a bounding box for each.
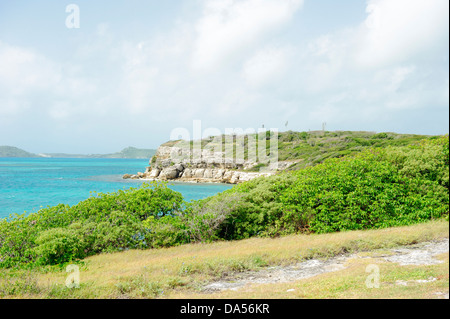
[203,238,449,296]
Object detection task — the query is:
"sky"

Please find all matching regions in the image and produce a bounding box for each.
[0,0,448,154]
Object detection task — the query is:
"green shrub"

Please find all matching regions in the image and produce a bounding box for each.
[71,182,184,222]
[0,182,184,267]
[194,136,449,237]
[142,215,189,248]
[33,227,84,265]
[88,211,150,252]
[279,150,447,233]
[184,193,246,242]
[372,132,392,139]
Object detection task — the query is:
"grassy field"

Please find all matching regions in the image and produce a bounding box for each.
[1,219,448,299]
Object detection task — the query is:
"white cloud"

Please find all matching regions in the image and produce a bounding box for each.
[191,0,303,70]
[0,97,28,116]
[96,23,109,37]
[0,41,62,117]
[122,64,160,114]
[303,34,348,92]
[48,101,72,120]
[276,0,449,132]
[355,0,449,68]
[242,47,290,87]
[0,41,61,95]
[386,66,416,93]
[0,41,104,121]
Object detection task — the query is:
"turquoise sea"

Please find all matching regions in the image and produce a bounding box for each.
[0,158,233,219]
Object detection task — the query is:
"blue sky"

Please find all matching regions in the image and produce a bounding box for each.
[0,0,448,153]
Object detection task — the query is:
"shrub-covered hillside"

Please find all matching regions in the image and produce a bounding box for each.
[276,130,430,170]
[0,135,447,268]
[195,136,448,239]
[161,130,431,172]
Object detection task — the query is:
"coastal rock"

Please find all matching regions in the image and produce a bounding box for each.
[174,163,184,171]
[149,168,161,178]
[193,168,205,178]
[160,167,179,179]
[160,159,173,168]
[182,168,192,178]
[229,172,240,184]
[214,169,225,179]
[204,168,213,179]
[239,172,263,182]
[222,170,233,182]
[126,139,280,184]
[122,174,132,179]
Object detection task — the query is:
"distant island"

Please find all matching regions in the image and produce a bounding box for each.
[0,146,37,158]
[0,146,156,159]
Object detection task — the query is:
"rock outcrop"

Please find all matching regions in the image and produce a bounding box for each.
[124,139,291,184]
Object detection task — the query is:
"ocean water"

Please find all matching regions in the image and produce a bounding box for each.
[0,158,233,219]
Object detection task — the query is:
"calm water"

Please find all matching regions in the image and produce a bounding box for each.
[0,158,233,219]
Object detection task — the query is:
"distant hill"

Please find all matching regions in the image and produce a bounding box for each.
[0,146,37,158]
[94,147,156,159]
[0,146,156,159]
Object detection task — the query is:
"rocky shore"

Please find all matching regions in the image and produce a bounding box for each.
[123,142,291,184]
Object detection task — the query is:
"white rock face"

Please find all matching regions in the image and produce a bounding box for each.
[135,142,282,184]
[149,168,160,178]
[160,167,179,179]
[194,168,205,178]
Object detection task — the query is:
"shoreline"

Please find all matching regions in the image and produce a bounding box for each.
[123,168,277,185]
[128,176,235,185]
[131,176,235,186]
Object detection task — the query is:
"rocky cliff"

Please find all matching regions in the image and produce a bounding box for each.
[124,137,288,184]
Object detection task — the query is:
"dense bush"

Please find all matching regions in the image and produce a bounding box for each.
[196,136,449,238]
[142,214,189,248]
[141,193,246,246]
[184,193,246,242]
[0,182,183,267]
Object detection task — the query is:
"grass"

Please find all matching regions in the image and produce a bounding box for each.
[0,219,448,299]
[188,252,449,299]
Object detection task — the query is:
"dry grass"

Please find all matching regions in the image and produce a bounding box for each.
[179,252,449,299]
[1,219,448,299]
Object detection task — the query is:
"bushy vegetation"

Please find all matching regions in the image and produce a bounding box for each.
[0,183,183,267]
[0,135,448,268]
[160,130,428,171]
[196,136,448,238]
[276,130,430,169]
